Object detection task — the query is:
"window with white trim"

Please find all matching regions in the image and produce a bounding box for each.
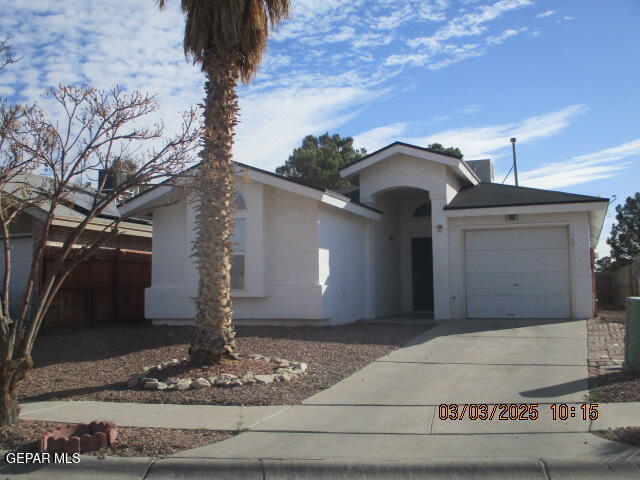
[231,191,246,290]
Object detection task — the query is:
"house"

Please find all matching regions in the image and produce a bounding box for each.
[120,141,608,325]
[1,174,153,325]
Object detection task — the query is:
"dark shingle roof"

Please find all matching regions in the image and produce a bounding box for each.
[444,182,609,210]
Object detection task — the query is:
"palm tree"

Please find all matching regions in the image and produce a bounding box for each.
[157,0,290,364]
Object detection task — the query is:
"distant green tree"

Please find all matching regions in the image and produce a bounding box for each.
[427,143,463,159]
[276,133,366,189]
[594,256,614,272]
[607,193,640,263]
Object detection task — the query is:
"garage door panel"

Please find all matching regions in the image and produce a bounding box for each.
[466,271,570,296]
[466,249,569,274]
[465,227,568,251]
[465,227,570,319]
[467,295,571,318]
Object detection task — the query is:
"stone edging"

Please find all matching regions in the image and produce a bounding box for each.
[125,353,308,391]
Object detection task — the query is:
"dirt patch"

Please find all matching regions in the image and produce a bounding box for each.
[597,427,640,448]
[0,420,234,457]
[19,322,429,405]
[588,310,640,403]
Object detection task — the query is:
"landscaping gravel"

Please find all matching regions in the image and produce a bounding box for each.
[588,310,640,403]
[598,427,640,448]
[0,419,234,457]
[19,322,428,405]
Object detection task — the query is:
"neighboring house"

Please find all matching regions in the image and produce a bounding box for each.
[1,174,152,322]
[120,141,608,325]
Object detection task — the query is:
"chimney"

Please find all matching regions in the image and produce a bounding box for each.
[466,159,494,183]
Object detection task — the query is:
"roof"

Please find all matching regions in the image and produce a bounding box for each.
[120,161,382,215]
[444,182,609,210]
[5,173,152,233]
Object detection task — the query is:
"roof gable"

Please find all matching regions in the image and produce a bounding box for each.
[339,141,480,185]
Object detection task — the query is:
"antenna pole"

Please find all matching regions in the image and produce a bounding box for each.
[510,137,518,186]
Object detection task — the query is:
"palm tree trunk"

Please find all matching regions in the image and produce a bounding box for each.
[189,51,238,365]
[0,356,32,427]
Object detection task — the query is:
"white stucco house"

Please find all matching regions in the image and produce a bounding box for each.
[119,141,608,325]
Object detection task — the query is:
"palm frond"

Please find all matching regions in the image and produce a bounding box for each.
[158,0,290,83]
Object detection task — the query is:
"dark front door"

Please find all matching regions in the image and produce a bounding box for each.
[412,237,434,311]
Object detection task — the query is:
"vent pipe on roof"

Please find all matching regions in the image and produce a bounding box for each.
[510,137,519,186]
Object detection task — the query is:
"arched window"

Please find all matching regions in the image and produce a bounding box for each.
[413,202,431,217]
[234,191,246,210]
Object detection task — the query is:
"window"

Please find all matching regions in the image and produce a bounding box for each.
[234,191,246,210]
[413,202,432,217]
[230,218,245,289]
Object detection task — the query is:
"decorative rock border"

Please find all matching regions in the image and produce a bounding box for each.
[40,421,117,454]
[125,353,308,391]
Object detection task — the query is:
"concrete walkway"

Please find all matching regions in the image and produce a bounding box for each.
[20,400,289,431]
[174,318,640,461]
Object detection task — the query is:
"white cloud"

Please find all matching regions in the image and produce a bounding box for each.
[235,86,382,169]
[572,138,640,164]
[384,53,430,67]
[536,10,556,18]
[402,0,532,69]
[485,27,527,46]
[519,139,640,189]
[410,104,587,158]
[409,0,532,47]
[354,123,410,152]
[462,104,482,114]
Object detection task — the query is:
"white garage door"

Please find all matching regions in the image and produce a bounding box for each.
[465,227,570,318]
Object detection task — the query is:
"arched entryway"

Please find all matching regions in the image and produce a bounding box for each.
[370,187,433,316]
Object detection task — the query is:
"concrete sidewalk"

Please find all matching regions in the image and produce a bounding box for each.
[19,400,640,433]
[20,400,289,431]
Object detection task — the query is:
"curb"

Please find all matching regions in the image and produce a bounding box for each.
[3,455,640,479]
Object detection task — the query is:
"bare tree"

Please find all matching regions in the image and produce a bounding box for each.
[0,38,20,71]
[0,84,200,426]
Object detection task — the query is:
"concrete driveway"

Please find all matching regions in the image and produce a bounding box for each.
[176,318,639,462]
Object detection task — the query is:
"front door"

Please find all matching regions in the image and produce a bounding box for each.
[412,237,434,311]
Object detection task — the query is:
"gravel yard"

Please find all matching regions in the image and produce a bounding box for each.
[0,420,234,457]
[19,322,428,405]
[588,310,640,403]
[598,427,640,448]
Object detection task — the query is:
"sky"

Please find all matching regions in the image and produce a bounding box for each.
[1,0,639,257]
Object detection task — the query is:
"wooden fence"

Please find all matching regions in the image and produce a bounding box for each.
[43,247,151,327]
[596,261,640,309]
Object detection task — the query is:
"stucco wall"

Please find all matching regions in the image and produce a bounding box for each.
[318,204,368,323]
[146,179,323,322]
[234,184,322,320]
[370,193,401,317]
[447,211,594,320]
